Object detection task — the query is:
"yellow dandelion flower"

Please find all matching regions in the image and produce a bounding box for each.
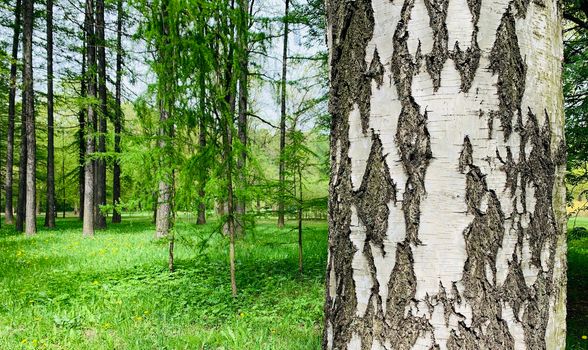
[20,339,27,344]
[582,335,587,340]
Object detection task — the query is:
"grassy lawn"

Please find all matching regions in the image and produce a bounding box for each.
[0,215,586,349]
[0,217,326,349]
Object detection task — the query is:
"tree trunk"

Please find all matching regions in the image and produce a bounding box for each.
[196,118,207,225]
[44,0,56,228]
[16,113,26,232]
[297,164,303,274]
[324,0,567,349]
[235,0,249,234]
[154,1,174,240]
[277,0,289,229]
[5,0,22,225]
[155,105,172,239]
[78,36,87,221]
[94,0,107,229]
[112,0,123,224]
[83,0,97,237]
[22,0,36,236]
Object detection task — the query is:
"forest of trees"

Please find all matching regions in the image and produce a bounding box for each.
[0,0,587,348]
[0,0,330,281]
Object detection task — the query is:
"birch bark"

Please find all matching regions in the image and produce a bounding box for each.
[324,0,566,348]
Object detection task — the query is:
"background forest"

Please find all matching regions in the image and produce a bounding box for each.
[0,0,586,348]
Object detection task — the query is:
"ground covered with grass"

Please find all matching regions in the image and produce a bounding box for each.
[0,217,326,349]
[0,216,586,349]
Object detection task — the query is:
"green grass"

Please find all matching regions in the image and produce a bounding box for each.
[0,217,326,349]
[0,215,586,349]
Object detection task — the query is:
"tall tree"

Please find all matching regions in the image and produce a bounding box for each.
[277,0,289,228]
[323,0,567,348]
[235,0,249,233]
[78,37,87,220]
[22,0,36,236]
[153,0,175,240]
[45,0,56,227]
[5,0,22,225]
[83,0,97,237]
[16,116,26,232]
[112,0,123,224]
[95,0,107,229]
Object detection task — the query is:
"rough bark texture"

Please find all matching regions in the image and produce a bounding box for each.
[23,0,36,236]
[83,0,97,237]
[45,0,56,228]
[5,0,21,225]
[94,0,107,229]
[112,0,123,224]
[324,0,567,348]
[277,0,290,229]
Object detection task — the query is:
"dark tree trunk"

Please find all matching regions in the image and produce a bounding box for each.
[44,0,56,228]
[23,0,36,236]
[112,0,123,224]
[83,0,97,237]
[277,0,289,229]
[78,38,87,221]
[16,117,26,232]
[94,0,107,229]
[5,0,22,225]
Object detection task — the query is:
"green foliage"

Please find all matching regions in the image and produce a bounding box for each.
[0,217,326,349]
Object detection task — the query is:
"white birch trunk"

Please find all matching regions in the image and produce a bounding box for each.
[324,0,567,348]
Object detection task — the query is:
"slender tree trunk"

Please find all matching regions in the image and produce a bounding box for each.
[45,0,56,228]
[78,37,87,221]
[222,101,237,297]
[83,0,97,237]
[297,164,303,274]
[277,0,289,229]
[155,105,172,239]
[323,0,567,348]
[196,117,207,224]
[22,0,36,236]
[16,114,26,232]
[154,0,174,240]
[235,0,249,234]
[5,0,22,225]
[112,0,123,224]
[94,0,107,229]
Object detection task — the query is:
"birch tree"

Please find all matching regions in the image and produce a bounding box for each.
[324,0,567,348]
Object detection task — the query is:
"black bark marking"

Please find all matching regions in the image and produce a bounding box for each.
[450,0,481,92]
[392,0,433,246]
[423,0,449,90]
[367,48,385,89]
[384,243,432,348]
[354,133,396,253]
[324,0,375,347]
[489,9,527,141]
